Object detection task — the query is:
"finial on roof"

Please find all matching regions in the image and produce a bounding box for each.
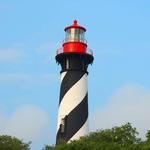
[74,20,77,25]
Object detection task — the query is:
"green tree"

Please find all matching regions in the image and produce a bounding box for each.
[146,130,150,142]
[43,123,142,150]
[140,130,150,150]
[0,135,31,150]
[43,145,55,150]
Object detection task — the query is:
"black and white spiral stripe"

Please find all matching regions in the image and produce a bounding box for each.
[56,70,88,143]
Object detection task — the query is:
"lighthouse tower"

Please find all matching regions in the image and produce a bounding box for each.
[55,20,94,144]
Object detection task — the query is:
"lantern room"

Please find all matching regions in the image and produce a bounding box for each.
[64,20,86,43]
[63,20,87,53]
[56,20,94,68]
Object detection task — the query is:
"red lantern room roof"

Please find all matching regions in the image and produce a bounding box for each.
[64,20,86,31]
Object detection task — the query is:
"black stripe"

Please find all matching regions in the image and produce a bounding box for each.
[56,94,88,144]
[66,94,88,141]
[59,71,85,104]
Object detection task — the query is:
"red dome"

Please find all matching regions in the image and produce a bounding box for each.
[64,20,86,31]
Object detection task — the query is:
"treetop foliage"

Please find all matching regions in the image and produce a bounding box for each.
[0,135,31,150]
[43,123,150,150]
[1,123,150,150]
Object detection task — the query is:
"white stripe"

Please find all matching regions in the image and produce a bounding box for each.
[57,73,87,131]
[60,72,67,83]
[68,118,89,142]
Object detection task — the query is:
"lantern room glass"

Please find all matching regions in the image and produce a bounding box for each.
[65,28,85,43]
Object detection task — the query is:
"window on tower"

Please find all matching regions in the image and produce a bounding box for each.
[60,117,66,133]
[65,28,85,43]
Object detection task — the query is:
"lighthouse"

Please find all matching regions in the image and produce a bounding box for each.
[55,20,94,144]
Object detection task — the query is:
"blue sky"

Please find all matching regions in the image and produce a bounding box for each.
[0,0,150,149]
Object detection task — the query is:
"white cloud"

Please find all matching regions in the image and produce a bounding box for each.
[91,84,150,139]
[0,73,58,84]
[0,48,26,61]
[0,105,50,142]
[35,41,59,64]
[0,73,30,82]
[37,42,58,55]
